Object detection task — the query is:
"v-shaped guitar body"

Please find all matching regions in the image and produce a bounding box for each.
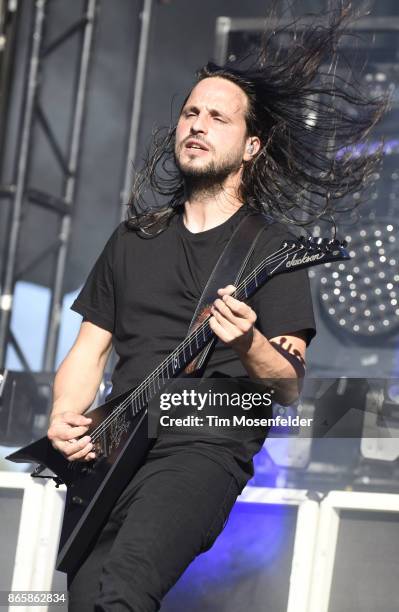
[6,388,153,575]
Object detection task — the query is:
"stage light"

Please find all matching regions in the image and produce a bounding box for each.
[309,220,399,340]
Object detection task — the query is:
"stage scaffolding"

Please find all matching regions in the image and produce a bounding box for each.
[0,0,153,374]
[0,0,98,371]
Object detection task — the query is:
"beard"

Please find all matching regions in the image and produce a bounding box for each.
[175,146,244,196]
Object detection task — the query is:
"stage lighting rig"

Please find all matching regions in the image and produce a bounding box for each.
[311,219,399,342]
[308,139,399,345]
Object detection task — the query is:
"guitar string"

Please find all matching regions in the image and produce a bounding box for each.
[88,240,331,445]
[86,243,296,445]
[88,241,320,446]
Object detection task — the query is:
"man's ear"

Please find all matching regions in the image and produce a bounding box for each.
[243,136,261,161]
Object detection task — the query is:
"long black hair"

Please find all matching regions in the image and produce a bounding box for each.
[127,3,388,234]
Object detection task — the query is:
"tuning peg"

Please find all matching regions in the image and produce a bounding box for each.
[319,238,331,251]
[322,240,331,251]
[307,236,318,251]
[315,237,326,252]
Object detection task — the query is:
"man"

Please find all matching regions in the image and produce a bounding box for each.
[49,73,315,611]
[47,8,384,610]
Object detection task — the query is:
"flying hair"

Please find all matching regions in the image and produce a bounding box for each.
[126,2,389,235]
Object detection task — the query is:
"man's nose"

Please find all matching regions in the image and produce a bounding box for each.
[190,113,207,134]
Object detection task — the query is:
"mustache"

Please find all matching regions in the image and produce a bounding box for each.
[179,136,213,151]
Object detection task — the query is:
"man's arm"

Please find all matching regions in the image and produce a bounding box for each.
[209,285,308,404]
[235,329,306,405]
[47,320,112,462]
[237,329,306,379]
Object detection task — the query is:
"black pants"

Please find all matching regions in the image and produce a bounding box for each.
[67,451,240,612]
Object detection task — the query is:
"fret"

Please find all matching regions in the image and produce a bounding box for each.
[248,279,256,296]
[172,352,179,371]
[256,267,267,286]
[253,270,259,288]
[141,387,146,405]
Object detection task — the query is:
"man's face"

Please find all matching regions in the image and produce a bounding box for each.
[175,77,250,182]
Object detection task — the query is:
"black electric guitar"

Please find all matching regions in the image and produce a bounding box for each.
[6,236,349,575]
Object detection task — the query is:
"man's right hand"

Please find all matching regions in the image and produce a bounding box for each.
[47,412,96,462]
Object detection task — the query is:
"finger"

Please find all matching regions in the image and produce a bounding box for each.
[213,299,254,330]
[212,299,241,326]
[50,424,91,442]
[62,435,91,458]
[217,285,236,297]
[67,441,95,462]
[84,452,96,462]
[210,310,239,341]
[221,294,256,319]
[63,412,92,426]
[209,315,232,344]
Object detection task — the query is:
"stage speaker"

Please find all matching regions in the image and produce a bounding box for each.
[0,486,23,592]
[0,473,67,608]
[309,490,399,612]
[329,508,399,612]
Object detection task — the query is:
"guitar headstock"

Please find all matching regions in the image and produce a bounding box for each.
[281,236,351,271]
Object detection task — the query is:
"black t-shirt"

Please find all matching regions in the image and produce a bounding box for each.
[71,205,316,488]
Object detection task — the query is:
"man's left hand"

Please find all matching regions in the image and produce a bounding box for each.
[209,285,257,354]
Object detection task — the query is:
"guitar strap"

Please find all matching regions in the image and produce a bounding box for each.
[184,211,273,377]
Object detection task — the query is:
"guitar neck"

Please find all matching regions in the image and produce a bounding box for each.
[121,236,349,415]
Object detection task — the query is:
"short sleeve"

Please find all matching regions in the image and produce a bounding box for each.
[250,225,317,346]
[70,226,120,333]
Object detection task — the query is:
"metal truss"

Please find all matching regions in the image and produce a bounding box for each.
[0,0,98,371]
[0,1,19,164]
[118,0,153,221]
